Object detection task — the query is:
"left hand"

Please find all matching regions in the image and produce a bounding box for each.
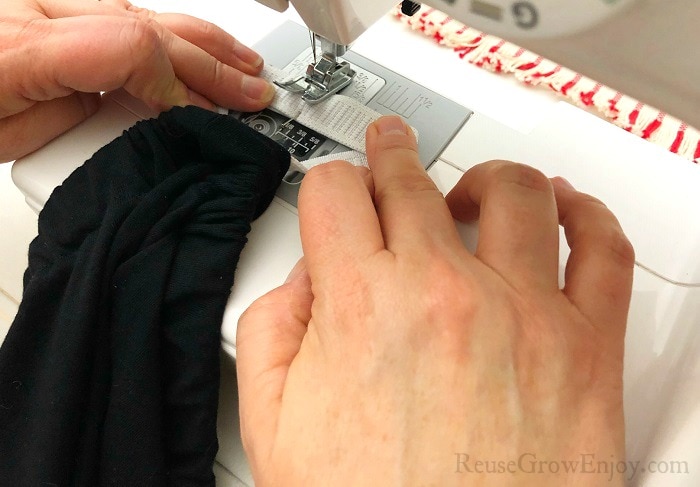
[0,0,275,162]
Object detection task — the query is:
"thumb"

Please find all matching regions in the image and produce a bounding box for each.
[236,258,312,463]
[0,92,100,163]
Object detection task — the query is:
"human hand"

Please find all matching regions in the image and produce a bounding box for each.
[236,115,634,486]
[0,0,275,162]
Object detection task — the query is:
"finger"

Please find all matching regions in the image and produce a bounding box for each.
[236,258,312,460]
[366,116,460,252]
[155,24,275,112]
[551,177,635,333]
[298,161,384,284]
[445,161,560,290]
[25,1,273,111]
[98,0,134,8]
[356,165,375,197]
[34,1,264,76]
[154,13,264,76]
[23,0,129,19]
[0,92,100,163]
[3,16,194,115]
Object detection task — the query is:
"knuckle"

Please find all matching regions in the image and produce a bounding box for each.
[420,257,480,325]
[194,19,218,40]
[4,20,49,96]
[566,192,610,222]
[121,18,161,58]
[384,170,437,196]
[604,229,636,269]
[126,4,158,22]
[237,292,284,332]
[373,176,441,213]
[493,161,551,193]
[376,138,419,159]
[576,192,607,209]
[210,59,226,87]
[237,303,260,329]
[568,193,635,267]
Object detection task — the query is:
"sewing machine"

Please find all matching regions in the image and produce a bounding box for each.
[10,0,700,485]
[259,0,699,129]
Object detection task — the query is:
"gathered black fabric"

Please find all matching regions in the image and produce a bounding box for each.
[0,106,289,486]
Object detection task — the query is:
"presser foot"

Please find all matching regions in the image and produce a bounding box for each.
[275,55,356,104]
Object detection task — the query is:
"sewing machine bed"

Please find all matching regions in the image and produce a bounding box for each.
[10,5,700,486]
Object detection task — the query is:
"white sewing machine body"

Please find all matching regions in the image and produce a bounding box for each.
[262,0,641,43]
[10,1,700,485]
[259,0,700,130]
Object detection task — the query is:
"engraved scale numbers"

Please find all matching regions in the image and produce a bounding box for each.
[346,71,376,105]
[274,120,323,157]
[237,111,328,159]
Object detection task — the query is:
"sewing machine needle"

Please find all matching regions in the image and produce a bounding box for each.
[309,30,317,64]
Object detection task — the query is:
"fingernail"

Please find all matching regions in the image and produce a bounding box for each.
[242,75,276,103]
[552,176,575,191]
[233,41,263,68]
[187,89,216,111]
[375,115,407,135]
[284,259,306,283]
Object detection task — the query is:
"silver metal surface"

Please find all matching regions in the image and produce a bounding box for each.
[275,32,355,105]
[274,32,355,104]
[248,22,473,206]
[281,48,386,104]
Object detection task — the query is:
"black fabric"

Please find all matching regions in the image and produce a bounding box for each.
[0,106,289,486]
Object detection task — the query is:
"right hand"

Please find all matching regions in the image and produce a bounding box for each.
[237,115,634,486]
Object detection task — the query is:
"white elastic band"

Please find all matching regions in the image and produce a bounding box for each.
[290,150,368,173]
[262,66,417,173]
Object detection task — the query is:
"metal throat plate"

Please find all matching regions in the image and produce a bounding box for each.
[233,21,473,207]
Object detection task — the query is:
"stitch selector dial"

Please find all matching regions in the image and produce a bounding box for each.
[430,0,641,38]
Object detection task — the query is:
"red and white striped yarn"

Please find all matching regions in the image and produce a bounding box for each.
[393,6,700,164]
